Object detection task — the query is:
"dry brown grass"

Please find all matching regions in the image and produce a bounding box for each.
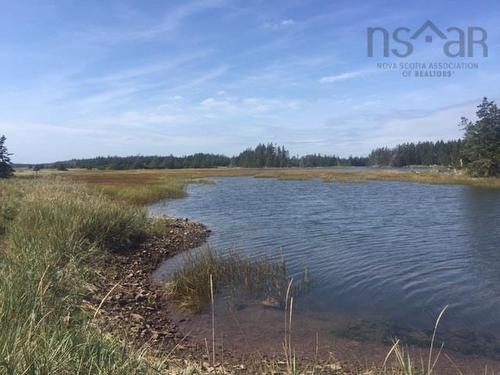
[14,168,500,206]
[19,167,500,188]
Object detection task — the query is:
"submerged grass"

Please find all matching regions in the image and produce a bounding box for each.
[164,249,300,313]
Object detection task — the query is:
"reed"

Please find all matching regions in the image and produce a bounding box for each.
[283,279,296,375]
[382,306,451,375]
[164,249,296,313]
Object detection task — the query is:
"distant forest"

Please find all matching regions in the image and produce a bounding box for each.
[31,140,461,171]
[21,98,500,177]
[368,140,463,167]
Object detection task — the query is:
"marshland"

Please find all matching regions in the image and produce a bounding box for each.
[4,0,500,372]
[1,166,500,374]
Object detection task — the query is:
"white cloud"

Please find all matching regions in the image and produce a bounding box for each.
[319,71,364,83]
[199,96,302,116]
[280,19,295,26]
[369,103,473,146]
[200,97,234,111]
[264,18,296,30]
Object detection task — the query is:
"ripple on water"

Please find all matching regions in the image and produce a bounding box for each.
[150,177,500,357]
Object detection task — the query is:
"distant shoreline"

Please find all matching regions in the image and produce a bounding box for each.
[16,166,500,190]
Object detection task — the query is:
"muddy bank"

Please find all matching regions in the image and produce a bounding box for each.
[89,216,209,352]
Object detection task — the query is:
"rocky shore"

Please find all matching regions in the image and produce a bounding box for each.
[87,216,349,374]
[88,216,210,353]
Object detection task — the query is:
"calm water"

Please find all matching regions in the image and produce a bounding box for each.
[150,177,500,357]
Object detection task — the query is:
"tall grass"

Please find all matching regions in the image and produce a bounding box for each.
[0,179,27,236]
[0,178,165,373]
[164,249,297,312]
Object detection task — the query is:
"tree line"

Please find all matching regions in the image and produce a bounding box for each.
[55,153,232,170]
[232,144,369,168]
[368,140,463,167]
[2,98,499,178]
[366,98,499,176]
[35,145,369,170]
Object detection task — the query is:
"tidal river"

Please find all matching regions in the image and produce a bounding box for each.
[150,176,500,362]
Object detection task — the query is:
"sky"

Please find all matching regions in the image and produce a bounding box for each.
[1,0,499,163]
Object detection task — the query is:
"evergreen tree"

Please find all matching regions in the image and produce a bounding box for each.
[368,140,462,168]
[460,98,500,177]
[0,135,14,178]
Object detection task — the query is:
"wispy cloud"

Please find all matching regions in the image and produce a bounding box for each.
[198,96,302,117]
[319,71,365,83]
[2,0,500,163]
[264,18,296,29]
[92,1,225,43]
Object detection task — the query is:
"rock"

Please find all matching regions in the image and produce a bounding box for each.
[130,313,144,322]
[135,292,147,301]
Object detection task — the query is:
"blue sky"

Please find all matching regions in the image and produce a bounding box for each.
[1,0,499,163]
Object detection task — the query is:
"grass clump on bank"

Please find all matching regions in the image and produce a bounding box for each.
[0,178,167,373]
[164,249,306,313]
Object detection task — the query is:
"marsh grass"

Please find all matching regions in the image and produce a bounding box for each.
[254,168,500,188]
[164,249,305,313]
[0,179,27,236]
[16,168,500,207]
[0,178,168,373]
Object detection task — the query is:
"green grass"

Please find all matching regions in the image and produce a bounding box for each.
[0,178,167,374]
[0,179,27,236]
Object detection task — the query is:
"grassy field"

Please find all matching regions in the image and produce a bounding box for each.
[2,169,499,374]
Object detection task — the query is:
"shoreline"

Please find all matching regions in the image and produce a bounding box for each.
[17,167,500,199]
[48,173,500,373]
[90,215,356,373]
[90,213,500,375]
[90,217,210,353]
